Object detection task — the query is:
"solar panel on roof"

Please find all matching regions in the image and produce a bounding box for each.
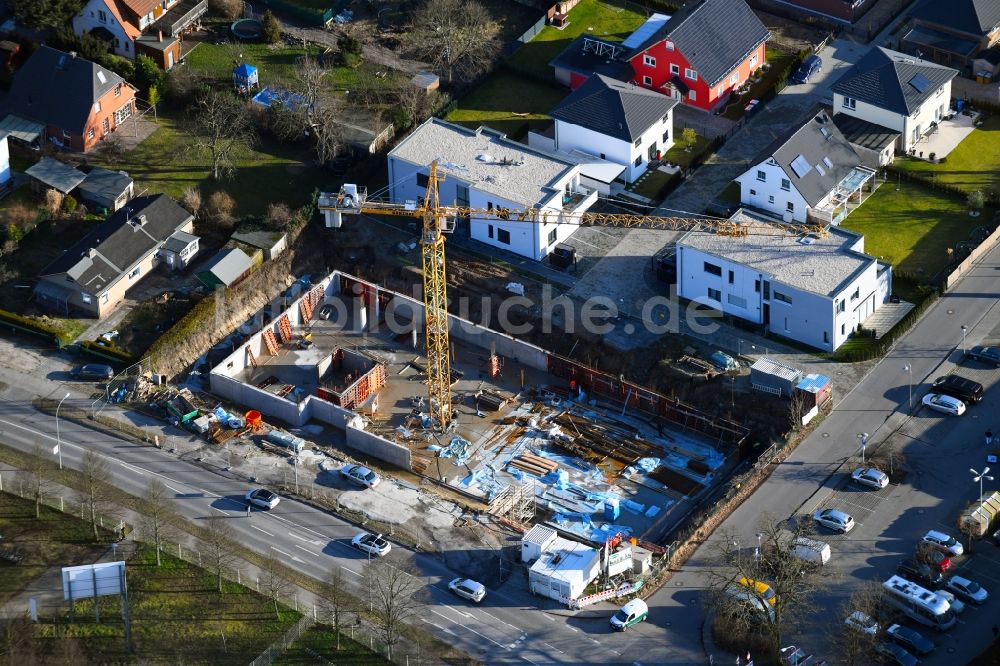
[908,73,933,93]
[790,154,811,178]
[621,13,671,49]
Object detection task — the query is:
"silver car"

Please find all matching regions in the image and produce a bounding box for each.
[351,532,391,557]
[448,578,486,603]
[813,508,855,533]
[851,467,889,489]
[245,488,280,510]
[341,464,381,489]
[945,575,988,604]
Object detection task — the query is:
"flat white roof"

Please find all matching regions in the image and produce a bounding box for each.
[679,210,876,297]
[559,148,627,184]
[523,524,558,546]
[390,118,578,207]
[529,536,599,583]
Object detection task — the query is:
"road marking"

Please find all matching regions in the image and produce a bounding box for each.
[119,462,146,475]
[270,546,303,563]
[340,566,362,577]
[522,657,542,666]
[422,619,455,636]
[479,610,519,630]
[211,507,228,515]
[541,641,563,654]
[250,525,275,537]
[540,613,555,622]
[430,609,456,624]
[566,626,579,633]
[293,544,314,555]
[288,532,323,546]
[164,483,183,494]
[459,623,508,650]
[588,637,601,645]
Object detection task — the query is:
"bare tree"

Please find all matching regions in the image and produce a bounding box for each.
[260,554,293,620]
[190,89,257,180]
[833,581,883,666]
[308,101,346,167]
[22,442,54,519]
[0,615,38,665]
[202,517,238,592]
[208,0,242,20]
[318,567,356,650]
[294,53,328,111]
[79,450,116,540]
[139,478,179,566]
[406,0,501,82]
[365,559,426,660]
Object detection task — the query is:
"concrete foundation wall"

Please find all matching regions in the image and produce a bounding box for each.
[211,373,307,426]
[346,425,412,470]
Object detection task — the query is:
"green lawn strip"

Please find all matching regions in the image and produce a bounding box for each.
[507,0,647,78]
[894,115,1000,195]
[628,168,676,199]
[272,624,389,665]
[663,132,713,169]
[841,180,993,278]
[445,71,568,138]
[0,493,117,606]
[185,42,316,87]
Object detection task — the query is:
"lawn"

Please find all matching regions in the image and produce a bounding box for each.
[507,0,648,78]
[842,180,994,279]
[272,624,389,665]
[663,130,713,168]
[36,546,302,664]
[627,168,676,200]
[895,114,1000,196]
[445,71,568,139]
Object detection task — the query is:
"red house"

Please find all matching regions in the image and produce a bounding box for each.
[624,0,770,112]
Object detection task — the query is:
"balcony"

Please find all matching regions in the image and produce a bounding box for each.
[561,187,598,213]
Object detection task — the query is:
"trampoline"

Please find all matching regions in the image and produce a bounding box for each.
[231,18,263,41]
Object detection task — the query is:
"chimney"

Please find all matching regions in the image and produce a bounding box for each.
[158,30,163,42]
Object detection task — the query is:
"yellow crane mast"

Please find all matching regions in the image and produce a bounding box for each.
[319,161,827,429]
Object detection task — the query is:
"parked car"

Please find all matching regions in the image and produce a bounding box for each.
[966,345,1000,366]
[844,610,879,635]
[70,363,114,381]
[790,54,822,83]
[341,464,381,489]
[886,623,935,655]
[610,599,648,631]
[737,577,776,605]
[945,575,988,603]
[921,393,966,415]
[448,578,486,603]
[922,530,964,556]
[932,374,984,404]
[351,532,391,557]
[916,546,951,573]
[897,558,943,587]
[851,466,889,489]
[934,589,965,613]
[245,488,280,510]
[813,508,855,533]
[876,641,919,666]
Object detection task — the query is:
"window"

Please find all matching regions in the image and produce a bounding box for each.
[836,299,845,313]
[634,156,642,166]
[756,170,766,182]
[102,293,109,303]
[773,291,792,304]
[634,137,642,147]
[94,101,101,113]
[642,75,652,86]
[87,128,95,140]
[728,270,734,284]
[768,195,774,204]
[707,287,721,301]
[497,228,510,244]
[851,287,860,301]
[416,172,429,188]
[750,189,756,196]
[548,229,557,244]
[786,201,795,212]
[124,42,129,52]
[703,262,722,276]
[780,178,790,191]
[730,71,739,85]
[128,266,141,280]
[749,54,758,67]
[841,323,845,335]
[102,118,110,135]
[488,224,494,239]
[685,68,697,81]
[662,113,670,124]
[115,84,122,97]
[662,130,670,143]
[98,9,107,22]
[665,41,674,51]
[81,293,92,304]
[487,201,493,211]
[823,331,829,344]
[754,279,760,293]
[643,55,656,67]
[728,294,746,308]
[842,96,857,110]
[670,63,679,75]
[688,90,697,101]
[763,281,770,299]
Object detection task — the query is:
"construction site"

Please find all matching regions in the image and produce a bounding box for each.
[207,269,750,544]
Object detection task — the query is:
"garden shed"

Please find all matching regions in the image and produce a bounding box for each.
[197,247,253,289]
[233,63,259,95]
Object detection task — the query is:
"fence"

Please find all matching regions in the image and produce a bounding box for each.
[249,615,315,666]
[0,475,127,538]
[945,223,1000,290]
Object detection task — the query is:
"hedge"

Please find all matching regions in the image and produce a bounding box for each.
[883,164,988,202]
[79,339,134,364]
[0,309,66,347]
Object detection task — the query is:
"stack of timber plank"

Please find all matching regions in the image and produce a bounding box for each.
[509,453,558,476]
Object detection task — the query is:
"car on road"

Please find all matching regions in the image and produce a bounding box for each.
[966,345,1000,366]
[932,374,983,404]
[610,599,648,631]
[341,464,381,489]
[844,610,878,635]
[70,363,114,381]
[245,488,280,510]
[886,623,935,655]
[922,530,964,556]
[351,532,391,557]
[851,466,889,489]
[318,303,336,320]
[813,508,855,533]
[790,54,822,83]
[448,578,486,603]
[945,575,988,603]
[897,558,943,587]
[876,641,919,666]
[921,393,966,415]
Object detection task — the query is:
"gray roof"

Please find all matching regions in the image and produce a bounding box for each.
[162,230,199,254]
[25,157,85,193]
[6,46,131,136]
[231,231,287,250]
[77,167,133,202]
[679,210,876,297]
[626,0,770,87]
[752,109,863,207]
[830,46,958,116]
[39,194,194,294]
[910,0,1000,37]
[831,114,900,151]
[976,46,1000,65]
[201,248,252,287]
[903,25,980,58]
[550,74,678,142]
[549,35,635,80]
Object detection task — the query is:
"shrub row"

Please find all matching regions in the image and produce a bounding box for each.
[883,164,994,203]
[79,339,134,364]
[0,309,66,347]
[835,287,939,362]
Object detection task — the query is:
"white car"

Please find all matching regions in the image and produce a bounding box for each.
[945,575,988,604]
[813,508,855,533]
[851,467,889,489]
[934,589,965,614]
[844,610,879,636]
[448,578,486,603]
[351,532,391,557]
[341,464,381,489]
[921,393,966,415]
[245,488,280,510]
[921,530,964,556]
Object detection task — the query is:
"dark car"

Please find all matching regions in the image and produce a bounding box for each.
[897,558,943,587]
[876,641,919,666]
[70,363,114,381]
[932,374,984,403]
[886,623,935,655]
[548,243,576,270]
[790,55,822,84]
[966,345,1000,366]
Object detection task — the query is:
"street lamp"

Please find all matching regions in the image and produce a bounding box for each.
[55,392,70,470]
[902,364,912,408]
[971,467,994,532]
[962,325,968,355]
[857,432,869,464]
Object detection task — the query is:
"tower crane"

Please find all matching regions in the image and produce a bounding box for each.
[318,161,827,429]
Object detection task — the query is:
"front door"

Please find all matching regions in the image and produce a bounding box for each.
[167,50,174,69]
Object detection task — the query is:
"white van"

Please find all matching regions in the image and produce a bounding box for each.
[610,599,648,631]
[791,536,831,565]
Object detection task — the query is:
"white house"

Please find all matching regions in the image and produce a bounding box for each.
[734,109,875,225]
[527,532,601,602]
[528,73,678,189]
[831,46,957,154]
[676,210,891,352]
[388,118,598,261]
